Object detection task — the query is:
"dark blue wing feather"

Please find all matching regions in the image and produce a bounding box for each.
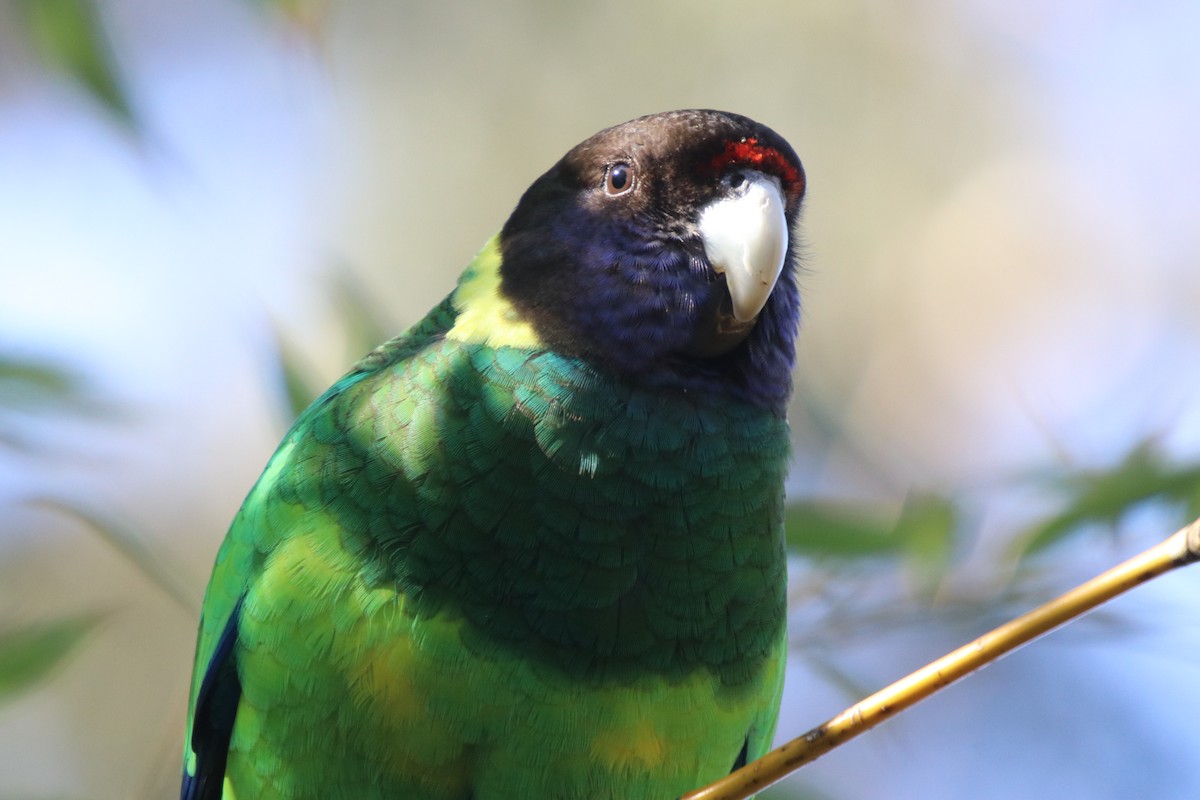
[181,595,245,800]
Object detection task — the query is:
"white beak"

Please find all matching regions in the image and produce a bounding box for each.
[697,172,789,322]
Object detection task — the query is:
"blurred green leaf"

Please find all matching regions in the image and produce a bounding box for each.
[0,355,91,411]
[1014,440,1200,560]
[16,0,135,126]
[784,501,902,558]
[785,492,958,569]
[270,326,323,421]
[31,499,202,615]
[893,492,957,576]
[328,268,397,359]
[0,614,102,705]
[270,266,401,422]
[0,355,107,448]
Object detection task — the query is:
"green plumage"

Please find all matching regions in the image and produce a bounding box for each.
[183,110,804,800]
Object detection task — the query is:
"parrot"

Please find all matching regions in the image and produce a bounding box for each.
[181,108,806,800]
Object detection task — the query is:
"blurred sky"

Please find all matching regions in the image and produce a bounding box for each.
[1,1,1199,798]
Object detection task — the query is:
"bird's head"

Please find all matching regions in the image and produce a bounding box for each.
[496,109,806,412]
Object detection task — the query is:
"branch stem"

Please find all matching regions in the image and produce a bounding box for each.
[682,518,1200,800]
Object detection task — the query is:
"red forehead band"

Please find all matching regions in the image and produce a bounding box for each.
[708,138,804,200]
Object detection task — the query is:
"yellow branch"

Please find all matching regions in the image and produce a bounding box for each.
[682,517,1200,800]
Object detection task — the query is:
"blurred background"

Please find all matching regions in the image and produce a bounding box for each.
[2,1,1199,798]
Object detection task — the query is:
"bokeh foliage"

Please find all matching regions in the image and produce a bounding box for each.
[4,4,1199,799]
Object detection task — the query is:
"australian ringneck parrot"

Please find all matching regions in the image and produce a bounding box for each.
[182,109,807,800]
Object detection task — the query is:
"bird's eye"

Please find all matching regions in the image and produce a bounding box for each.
[727,171,746,190]
[605,162,634,195]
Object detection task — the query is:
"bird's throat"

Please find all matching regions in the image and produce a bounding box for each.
[682,277,757,358]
